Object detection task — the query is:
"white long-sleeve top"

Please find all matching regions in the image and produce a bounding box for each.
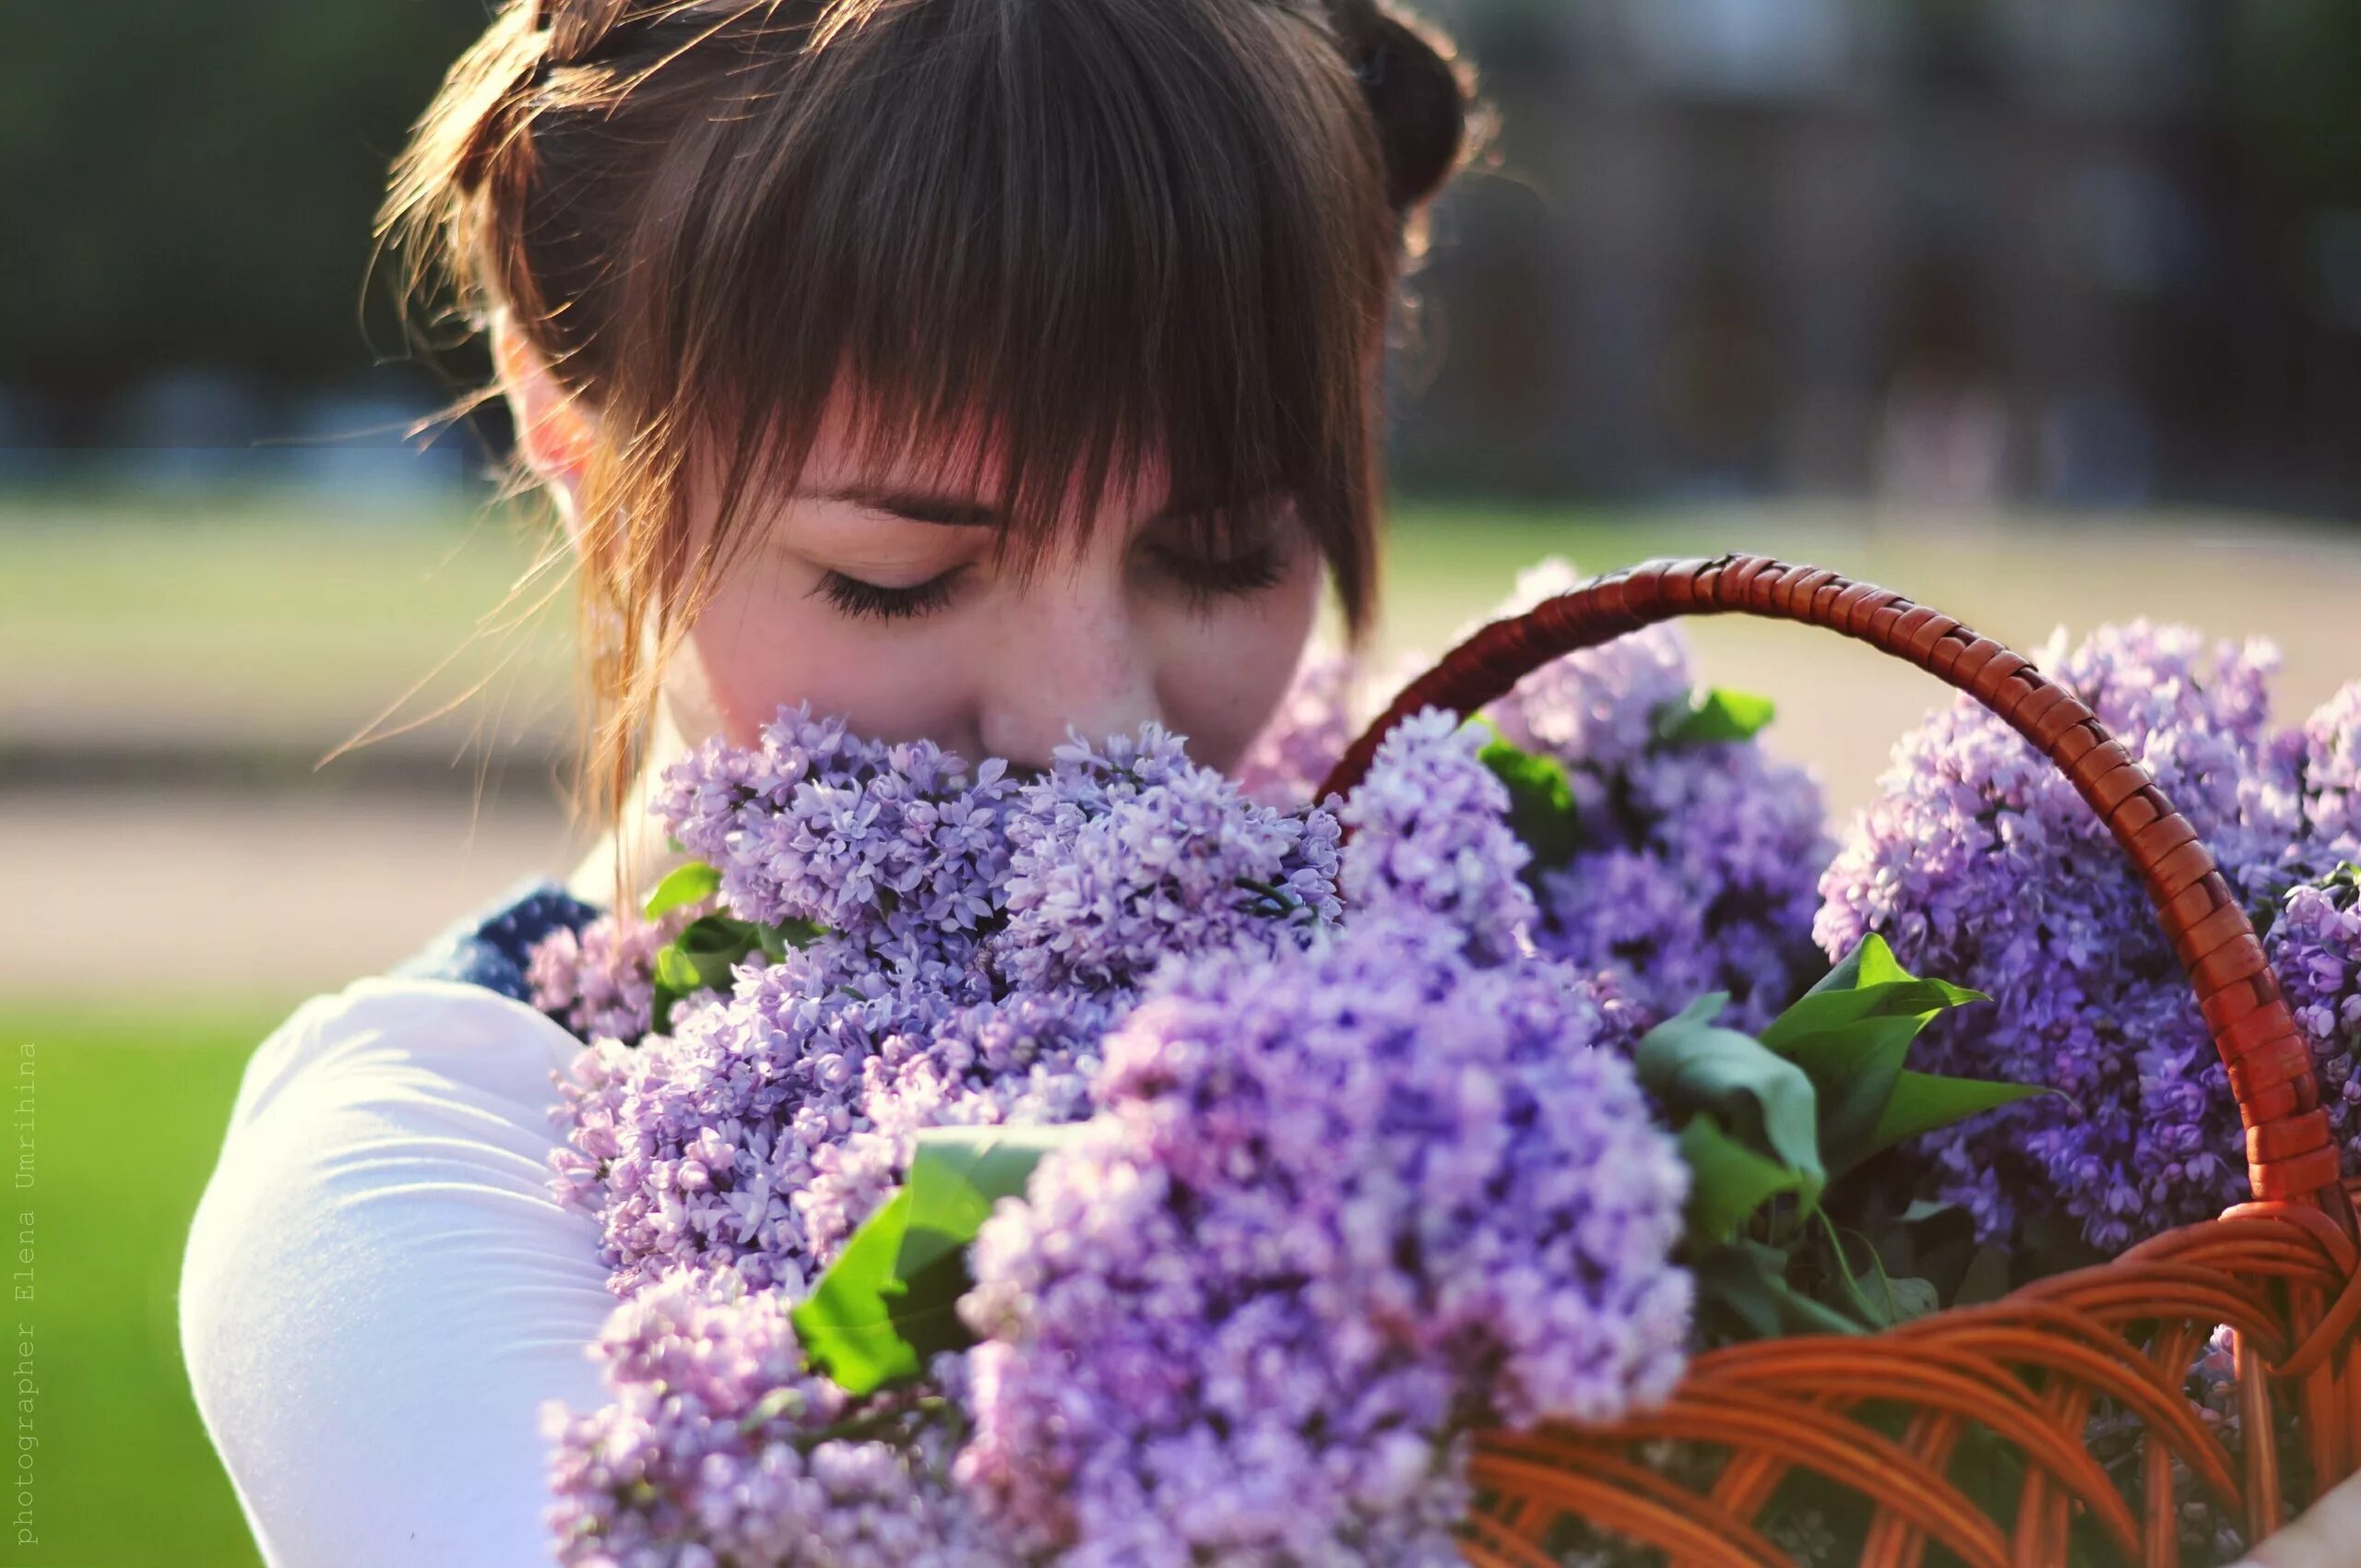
[179,977,617,1567]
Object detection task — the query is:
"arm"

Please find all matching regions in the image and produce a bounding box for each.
[179,979,618,1568]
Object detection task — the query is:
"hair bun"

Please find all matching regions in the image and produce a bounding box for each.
[1328,0,1470,214]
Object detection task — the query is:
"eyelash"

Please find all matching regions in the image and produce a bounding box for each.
[816,567,964,622]
[814,543,1286,624]
[1152,543,1286,609]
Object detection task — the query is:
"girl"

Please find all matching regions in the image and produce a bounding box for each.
[177,3,2361,1564]
[181,1,1472,1562]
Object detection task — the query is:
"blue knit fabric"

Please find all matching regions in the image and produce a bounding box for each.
[391,874,604,1004]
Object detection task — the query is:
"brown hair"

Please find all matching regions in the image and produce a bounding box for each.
[380,0,1477,837]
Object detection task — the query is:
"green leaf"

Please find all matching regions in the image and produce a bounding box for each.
[1679,1114,1809,1245]
[1476,730,1582,869]
[1758,934,1987,1053]
[789,1190,929,1395]
[1862,1071,2047,1161]
[1654,687,1778,744]
[1883,1275,1940,1321]
[652,944,708,995]
[897,1123,1084,1281]
[794,1123,1089,1396]
[1756,935,1994,1175]
[1693,1240,1869,1340]
[1639,994,1825,1218]
[642,861,723,921]
[659,915,755,991]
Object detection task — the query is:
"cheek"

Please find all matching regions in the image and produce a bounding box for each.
[1157,564,1323,775]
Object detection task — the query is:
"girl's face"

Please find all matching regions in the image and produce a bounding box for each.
[664,406,1323,774]
[503,325,1324,776]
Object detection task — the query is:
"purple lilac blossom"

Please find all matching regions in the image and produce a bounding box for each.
[991,559,1831,1028]
[995,725,1341,994]
[1338,707,1538,963]
[2265,866,2361,1173]
[1480,561,1832,1032]
[543,1268,1011,1568]
[955,920,1687,1562]
[2299,682,2361,852]
[545,697,1698,1563]
[1814,622,2340,1252]
[655,704,1014,967]
[528,901,710,1046]
[552,711,1355,1297]
[551,939,1109,1297]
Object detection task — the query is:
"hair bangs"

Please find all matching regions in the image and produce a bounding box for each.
[640,0,1397,616]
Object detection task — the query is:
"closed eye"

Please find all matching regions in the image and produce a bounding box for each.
[813,565,966,622]
[1149,541,1287,610]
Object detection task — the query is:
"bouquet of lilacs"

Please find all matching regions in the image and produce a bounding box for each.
[528,703,1709,1567]
[518,553,2361,1567]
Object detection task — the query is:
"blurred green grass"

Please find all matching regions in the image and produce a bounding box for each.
[6,1003,277,1568]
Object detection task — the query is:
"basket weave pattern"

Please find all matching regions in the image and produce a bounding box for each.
[1321,555,2361,1567]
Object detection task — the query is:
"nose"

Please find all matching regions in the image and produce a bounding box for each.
[977,573,1167,771]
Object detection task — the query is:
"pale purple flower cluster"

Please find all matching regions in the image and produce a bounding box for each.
[1339,708,1537,963]
[2265,867,2361,1173]
[997,726,1342,993]
[528,903,706,1045]
[656,706,1015,964]
[551,941,1108,1296]
[544,1268,1007,1568]
[554,712,1349,1298]
[2299,683,2361,849]
[1818,623,2360,1251]
[1483,564,1831,1032]
[955,920,1688,1562]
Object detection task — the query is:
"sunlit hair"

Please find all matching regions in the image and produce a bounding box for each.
[380,0,1477,837]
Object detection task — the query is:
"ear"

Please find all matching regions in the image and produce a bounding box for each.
[491,308,597,544]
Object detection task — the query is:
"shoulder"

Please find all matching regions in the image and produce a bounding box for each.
[181,971,616,1567]
[219,974,585,1146]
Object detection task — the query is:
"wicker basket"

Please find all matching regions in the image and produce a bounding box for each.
[1319,554,2361,1568]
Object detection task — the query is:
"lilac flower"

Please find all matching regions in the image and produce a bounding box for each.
[1260,562,1828,1029]
[543,1269,1010,1567]
[2299,682,2361,854]
[529,902,708,1046]
[1475,564,1831,1031]
[1815,622,2336,1251]
[551,939,1107,1297]
[547,690,1700,1563]
[2265,866,2361,1174]
[995,725,1342,994]
[956,921,1687,1562]
[655,704,1014,965]
[1339,707,1537,963]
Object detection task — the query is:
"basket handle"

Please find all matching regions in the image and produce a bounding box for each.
[1320,553,2347,1218]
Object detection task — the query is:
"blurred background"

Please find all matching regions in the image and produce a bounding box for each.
[4,2,2357,1563]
